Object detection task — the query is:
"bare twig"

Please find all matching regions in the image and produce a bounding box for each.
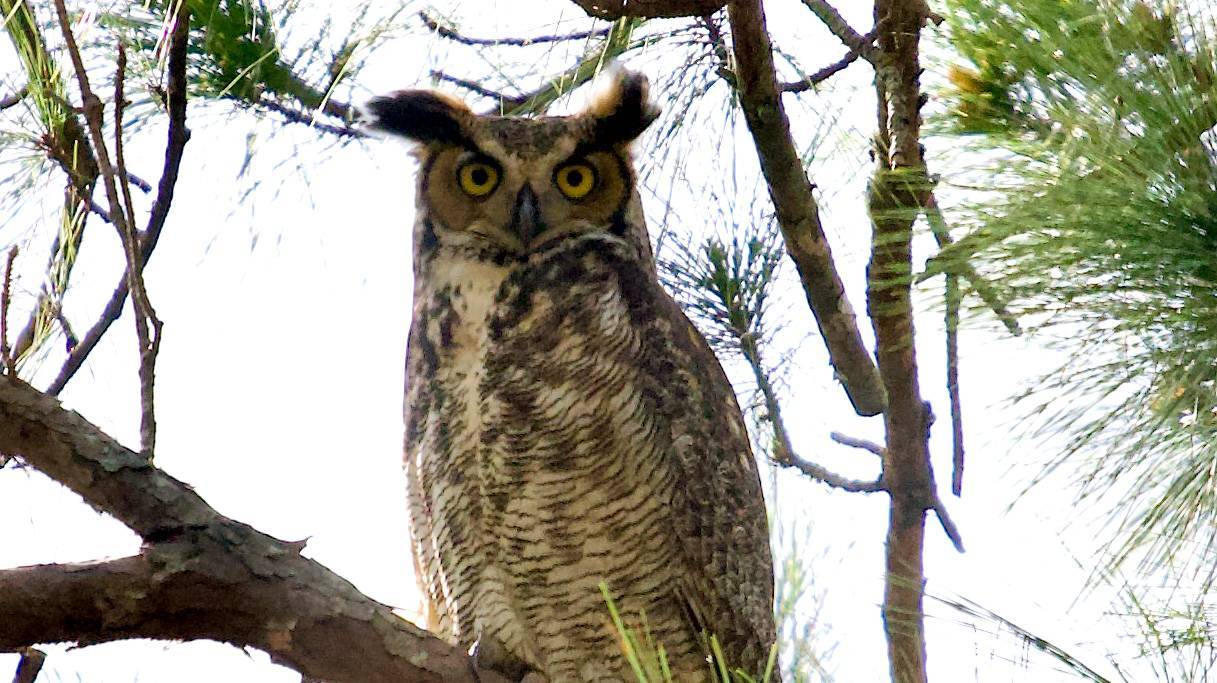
[0,84,27,110]
[114,42,162,459]
[257,97,364,138]
[800,0,877,61]
[743,339,883,493]
[780,29,877,92]
[727,0,886,416]
[12,647,46,683]
[125,170,152,193]
[1,246,17,377]
[52,304,77,352]
[421,10,611,46]
[431,71,530,109]
[932,498,964,552]
[570,0,725,19]
[46,5,191,398]
[922,193,1021,336]
[435,18,643,117]
[945,272,965,496]
[830,431,885,457]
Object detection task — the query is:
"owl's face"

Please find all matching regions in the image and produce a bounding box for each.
[365,71,658,257]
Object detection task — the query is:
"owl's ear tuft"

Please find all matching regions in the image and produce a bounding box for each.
[361,90,473,145]
[583,69,660,146]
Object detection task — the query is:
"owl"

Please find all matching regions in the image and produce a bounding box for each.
[365,70,779,682]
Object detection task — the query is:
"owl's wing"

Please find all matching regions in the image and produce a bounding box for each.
[649,293,780,676]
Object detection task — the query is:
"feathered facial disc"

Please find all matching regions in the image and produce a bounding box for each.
[364,70,660,255]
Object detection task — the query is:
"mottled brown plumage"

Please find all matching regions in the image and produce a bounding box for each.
[366,71,778,682]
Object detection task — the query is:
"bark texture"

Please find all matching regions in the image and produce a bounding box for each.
[0,378,510,683]
[867,1,936,682]
[726,0,887,417]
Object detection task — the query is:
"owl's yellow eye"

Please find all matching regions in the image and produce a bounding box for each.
[554,163,597,199]
[457,161,500,197]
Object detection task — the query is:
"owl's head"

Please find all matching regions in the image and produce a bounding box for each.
[365,70,659,264]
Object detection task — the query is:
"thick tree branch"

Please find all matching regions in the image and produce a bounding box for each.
[570,0,725,19]
[727,0,886,417]
[0,378,511,683]
[866,0,937,681]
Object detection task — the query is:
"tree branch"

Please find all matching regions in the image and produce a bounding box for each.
[945,270,965,497]
[726,0,887,417]
[435,18,643,117]
[0,378,511,683]
[2,0,100,366]
[743,339,883,493]
[1,247,16,377]
[421,11,611,46]
[866,1,937,681]
[0,84,26,110]
[919,192,1020,336]
[800,0,876,61]
[46,6,192,398]
[569,0,725,19]
[11,648,45,683]
[780,29,877,92]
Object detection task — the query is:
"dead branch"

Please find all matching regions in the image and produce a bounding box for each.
[421,11,611,45]
[743,339,883,493]
[46,5,192,398]
[569,0,725,19]
[431,71,530,109]
[800,0,876,61]
[0,85,27,110]
[1,246,16,377]
[945,271,965,496]
[830,431,885,457]
[0,378,511,683]
[436,19,642,117]
[780,28,877,92]
[11,648,45,683]
[258,97,365,138]
[111,42,162,458]
[726,0,887,417]
[922,192,1021,336]
[932,499,964,553]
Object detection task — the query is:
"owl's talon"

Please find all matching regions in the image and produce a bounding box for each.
[470,634,535,681]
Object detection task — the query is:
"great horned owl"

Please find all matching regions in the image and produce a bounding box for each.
[366,71,778,682]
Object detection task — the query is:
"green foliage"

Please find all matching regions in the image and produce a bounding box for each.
[937,0,1217,582]
[659,217,784,359]
[599,581,783,683]
[115,0,404,114]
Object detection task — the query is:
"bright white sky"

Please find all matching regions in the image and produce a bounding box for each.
[0,2,1155,682]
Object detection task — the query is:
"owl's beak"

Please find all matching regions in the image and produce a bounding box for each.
[510,185,542,246]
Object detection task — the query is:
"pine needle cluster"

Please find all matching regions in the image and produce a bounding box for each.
[938,0,1217,582]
